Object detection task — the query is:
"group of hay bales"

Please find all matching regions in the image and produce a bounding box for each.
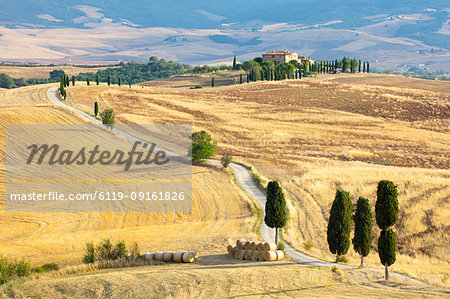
[227,239,284,261]
[135,251,198,263]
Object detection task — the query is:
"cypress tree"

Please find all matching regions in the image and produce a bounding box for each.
[211,77,215,87]
[327,190,352,261]
[233,56,237,70]
[108,75,111,86]
[375,180,398,280]
[260,70,264,81]
[96,74,99,85]
[129,82,131,88]
[247,73,250,83]
[87,77,90,86]
[363,62,366,73]
[299,71,302,79]
[94,101,98,117]
[353,196,372,267]
[240,73,243,84]
[72,76,75,86]
[358,60,362,73]
[367,62,370,73]
[264,181,287,245]
[118,77,121,86]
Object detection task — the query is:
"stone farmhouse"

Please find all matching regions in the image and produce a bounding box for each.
[262,51,314,65]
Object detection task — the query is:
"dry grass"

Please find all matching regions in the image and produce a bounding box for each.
[2,256,448,298]
[0,66,115,79]
[0,85,257,267]
[66,74,450,285]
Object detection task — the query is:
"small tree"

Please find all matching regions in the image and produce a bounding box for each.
[376,180,398,280]
[94,101,99,117]
[211,77,215,87]
[191,130,217,162]
[264,181,287,245]
[99,109,115,127]
[108,75,111,86]
[353,196,372,267]
[220,152,232,168]
[327,190,352,262]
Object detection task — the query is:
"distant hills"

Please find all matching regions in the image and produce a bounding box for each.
[0,1,448,70]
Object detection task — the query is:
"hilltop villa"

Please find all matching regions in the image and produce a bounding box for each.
[262,51,314,65]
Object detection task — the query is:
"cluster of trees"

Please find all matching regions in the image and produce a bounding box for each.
[0,73,51,89]
[237,57,370,84]
[76,57,190,85]
[327,180,398,280]
[0,255,58,284]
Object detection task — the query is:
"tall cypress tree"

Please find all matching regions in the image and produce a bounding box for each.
[264,181,287,245]
[376,180,398,280]
[367,62,370,73]
[363,62,366,73]
[118,77,121,86]
[94,101,98,117]
[240,73,243,84]
[358,60,362,73]
[353,196,372,267]
[108,75,111,86]
[327,190,353,261]
[211,77,215,87]
[233,56,237,70]
[96,74,99,85]
[87,77,90,86]
[72,76,75,86]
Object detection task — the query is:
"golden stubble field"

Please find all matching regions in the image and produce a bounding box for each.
[66,74,450,286]
[0,84,256,267]
[0,65,115,80]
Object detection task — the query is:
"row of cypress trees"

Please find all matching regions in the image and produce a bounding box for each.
[327,180,398,280]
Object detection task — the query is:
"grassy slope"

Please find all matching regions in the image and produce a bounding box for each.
[0,84,256,266]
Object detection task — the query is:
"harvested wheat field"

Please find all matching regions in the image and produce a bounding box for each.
[2,255,448,298]
[0,85,257,266]
[66,74,450,286]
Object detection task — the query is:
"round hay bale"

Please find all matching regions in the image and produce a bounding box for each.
[163,251,174,262]
[263,242,277,252]
[258,251,265,261]
[227,244,236,255]
[244,250,253,260]
[236,239,247,249]
[173,252,185,263]
[276,250,285,261]
[182,251,195,263]
[244,241,252,250]
[237,250,245,260]
[188,251,198,261]
[140,251,148,257]
[264,251,277,261]
[250,242,257,250]
[251,250,259,261]
[154,252,164,261]
[233,248,239,259]
[257,243,264,251]
[143,252,154,261]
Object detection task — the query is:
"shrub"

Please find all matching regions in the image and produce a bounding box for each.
[336,255,349,263]
[190,85,203,89]
[191,130,217,162]
[83,242,95,264]
[99,109,115,126]
[83,239,128,263]
[32,263,59,273]
[277,241,286,254]
[331,266,338,273]
[220,152,232,168]
[0,256,31,284]
[303,240,314,251]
